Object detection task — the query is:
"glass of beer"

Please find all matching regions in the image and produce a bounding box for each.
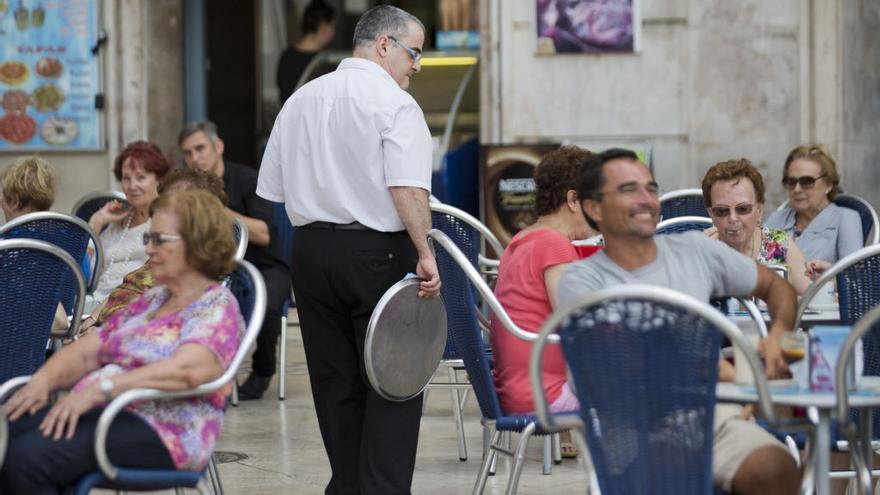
[781,331,808,364]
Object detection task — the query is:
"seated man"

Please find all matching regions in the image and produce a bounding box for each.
[557,148,800,494]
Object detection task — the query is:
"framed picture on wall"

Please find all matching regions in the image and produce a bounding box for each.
[536,0,641,54]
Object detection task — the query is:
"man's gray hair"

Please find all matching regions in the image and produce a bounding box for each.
[352,5,424,48]
[178,121,220,146]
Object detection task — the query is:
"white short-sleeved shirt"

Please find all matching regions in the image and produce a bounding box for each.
[557,232,759,308]
[257,57,433,232]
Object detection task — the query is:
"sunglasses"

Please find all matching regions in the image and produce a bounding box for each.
[708,204,755,218]
[142,232,182,246]
[782,174,826,190]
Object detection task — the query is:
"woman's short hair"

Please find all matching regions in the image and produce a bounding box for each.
[533,146,594,217]
[150,190,236,279]
[1,155,55,212]
[783,144,840,201]
[158,167,228,205]
[701,158,765,206]
[113,141,173,182]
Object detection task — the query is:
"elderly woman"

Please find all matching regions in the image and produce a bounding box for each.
[0,190,242,493]
[0,155,55,222]
[765,144,862,278]
[87,141,173,309]
[702,159,811,295]
[491,146,596,455]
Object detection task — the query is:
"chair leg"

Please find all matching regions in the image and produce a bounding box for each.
[422,388,430,413]
[449,367,468,461]
[473,428,502,495]
[230,382,239,407]
[278,314,287,400]
[208,456,224,495]
[505,422,537,495]
[542,435,552,475]
[552,432,562,464]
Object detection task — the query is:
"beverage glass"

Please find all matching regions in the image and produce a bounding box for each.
[781,331,807,364]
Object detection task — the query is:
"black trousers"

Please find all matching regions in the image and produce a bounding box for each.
[0,407,174,494]
[251,262,291,377]
[291,225,423,495]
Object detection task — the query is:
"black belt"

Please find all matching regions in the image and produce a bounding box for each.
[305,221,370,231]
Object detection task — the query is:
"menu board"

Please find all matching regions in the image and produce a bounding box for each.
[0,0,102,150]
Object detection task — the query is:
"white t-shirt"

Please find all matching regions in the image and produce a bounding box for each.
[257,57,433,232]
[557,231,759,307]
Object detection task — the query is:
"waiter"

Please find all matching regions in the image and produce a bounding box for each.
[257,5,440,495]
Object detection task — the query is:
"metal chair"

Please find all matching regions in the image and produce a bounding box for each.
[272,201,295,400]
[655,216,713,236]
[62,259,266,494]
[429,229,564,494]
[659,188,708,220]
[0,239,86,383]
[428,202,503,462]
[531,284,776,495]
[0,211,104,296]
[834,194,879,246]
[231,218,249,261]
[71,190,128,223]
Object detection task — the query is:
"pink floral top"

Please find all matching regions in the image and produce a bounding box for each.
[757,226,789,267]
[72,283,244,471]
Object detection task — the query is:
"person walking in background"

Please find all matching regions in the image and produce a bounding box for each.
[277,0,337,105]
[258,6,440,494]
[179,121,290,400]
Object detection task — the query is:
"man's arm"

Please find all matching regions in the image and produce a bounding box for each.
[750,262,797,378]
[389,186,440,298]
[226,208,270,247]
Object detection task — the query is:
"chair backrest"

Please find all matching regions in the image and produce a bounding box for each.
[531,285,774,495]
[834,194,879,245]
[231,218,248,261]
[655,216,713,236]
[431,202,504,261]
[0,211,103,301]
[0,239,86,383]
[659,188,708,220]
[71,190,128,223]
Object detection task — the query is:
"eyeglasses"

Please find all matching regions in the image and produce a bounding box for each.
[782,174,826,190]
[708,204,755,218]
[388,35,422,62]
[142,232,182,246]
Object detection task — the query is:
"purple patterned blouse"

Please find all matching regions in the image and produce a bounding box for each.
[72,283,244,470]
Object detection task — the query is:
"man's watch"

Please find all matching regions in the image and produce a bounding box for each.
[99,378,114,401]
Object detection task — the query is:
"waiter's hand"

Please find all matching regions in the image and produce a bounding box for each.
[417,256,441,298]
[760,333,788,378]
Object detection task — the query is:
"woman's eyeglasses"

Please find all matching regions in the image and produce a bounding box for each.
[708,204,754,218]
[142,232,182,246]
[782,174,826,190]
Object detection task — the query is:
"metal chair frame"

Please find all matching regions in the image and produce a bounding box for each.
[271,202,295,401]
[659,188,708,220]
[655,215,713,236]
[429,229,563,494]
[530,284,777,493]
[231,218,249,262]
[71,190,128,223]
[0,259,266,495]
[0,211,105,295]
[430,202,503,273]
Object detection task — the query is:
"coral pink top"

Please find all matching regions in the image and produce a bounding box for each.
[491,228,595,413]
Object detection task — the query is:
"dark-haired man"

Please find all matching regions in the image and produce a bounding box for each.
[557,149,800,494]
[277,0,337,104]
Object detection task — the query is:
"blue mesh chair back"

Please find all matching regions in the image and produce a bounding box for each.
[656,216,713,236]
[431,209,480,361]
[71,191,127,223]
[659,189,708,220]
[834,194,879,245]
[431,228,502,421]
[0,212,98,311]
[555,296,721,495]
[273,202,294,265]
[0,239,84,383]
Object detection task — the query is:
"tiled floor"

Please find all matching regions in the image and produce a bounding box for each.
[206,319,588,494]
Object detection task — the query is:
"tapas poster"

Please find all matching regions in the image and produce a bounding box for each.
[536,0,640,54]
[0,0,102,150]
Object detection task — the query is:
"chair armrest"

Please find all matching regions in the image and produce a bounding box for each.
[0,375,33,471]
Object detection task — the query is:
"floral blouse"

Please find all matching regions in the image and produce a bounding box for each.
[757,226,789,267]
[72,283,244,470]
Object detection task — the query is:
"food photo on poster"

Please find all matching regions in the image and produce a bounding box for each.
[0,0,101,150]
[536,0,640,54]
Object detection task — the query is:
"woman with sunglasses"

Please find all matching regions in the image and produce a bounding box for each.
[765,144,862,278]
[702,159,811,294]
[0,190,243,493]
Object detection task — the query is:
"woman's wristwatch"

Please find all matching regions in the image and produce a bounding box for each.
[99,378,114,401]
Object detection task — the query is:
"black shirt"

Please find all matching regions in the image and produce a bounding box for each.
[277,48,318,104]
[222,161,289,270]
